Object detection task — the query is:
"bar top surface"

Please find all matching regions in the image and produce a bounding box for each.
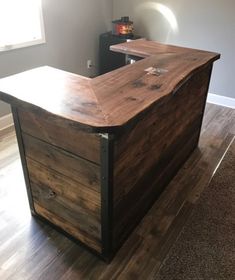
[0,39,220,132]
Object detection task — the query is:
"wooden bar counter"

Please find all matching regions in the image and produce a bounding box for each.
[0,40,220,261]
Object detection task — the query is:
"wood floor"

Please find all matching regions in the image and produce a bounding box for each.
[0,103,234,280]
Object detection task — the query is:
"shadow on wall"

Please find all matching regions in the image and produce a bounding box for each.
[135,1,178,42]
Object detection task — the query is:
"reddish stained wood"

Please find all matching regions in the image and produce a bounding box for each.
[0,40,220,132]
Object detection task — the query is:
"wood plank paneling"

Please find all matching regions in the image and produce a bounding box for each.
[27,158,101,217]
[113,122,200,250]
[34,203,102,253]
[31,182,101,240]
[0,104,234,279]
[22,133,100,192]
[18,109,100,163]
[114,65,211,204]
[112,65,212,250]
[18,109,103,256]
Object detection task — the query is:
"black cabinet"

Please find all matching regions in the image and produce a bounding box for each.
[99,32,141,75]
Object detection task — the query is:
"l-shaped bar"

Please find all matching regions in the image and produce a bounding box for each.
[0,40,220,261]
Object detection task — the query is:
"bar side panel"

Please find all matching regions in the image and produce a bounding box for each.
[112,65,212,250]
[18,115,102,254]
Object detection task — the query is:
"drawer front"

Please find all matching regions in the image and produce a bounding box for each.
[27,158,102,253]
[18,108,101,164]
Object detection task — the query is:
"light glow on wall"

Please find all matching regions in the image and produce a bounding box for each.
[137,2,178,33]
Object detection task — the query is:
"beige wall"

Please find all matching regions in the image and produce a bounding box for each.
[113,0,235,99]
[0,0,112,117]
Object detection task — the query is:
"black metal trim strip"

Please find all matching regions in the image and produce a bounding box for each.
[11,106,35,214]
[100,133,114,262]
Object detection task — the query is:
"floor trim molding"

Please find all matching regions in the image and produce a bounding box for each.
[207,93,235,109]
[0,113,13,130]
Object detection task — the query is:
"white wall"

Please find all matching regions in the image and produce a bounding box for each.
[0,0,113,117]
[113,0,235,99]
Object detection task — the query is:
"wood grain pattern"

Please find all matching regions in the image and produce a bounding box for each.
[17,110,103,255]
[112,65,212,250]
[0,104,234,279]
[32,182,101,240]
[113,123,200,250]
[22,133,100,192]
[113,65,211,203]
[0,40,220,132]
[18,109,100,163]
[27,158,101,217]
[110,38,220,60]
[34,203,102,253]
[20,128,102,254]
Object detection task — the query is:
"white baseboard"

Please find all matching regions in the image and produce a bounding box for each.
[207,93,235,109]
[0,113,14,130]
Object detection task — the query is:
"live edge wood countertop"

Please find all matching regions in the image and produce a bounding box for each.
[0,39,220,133]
